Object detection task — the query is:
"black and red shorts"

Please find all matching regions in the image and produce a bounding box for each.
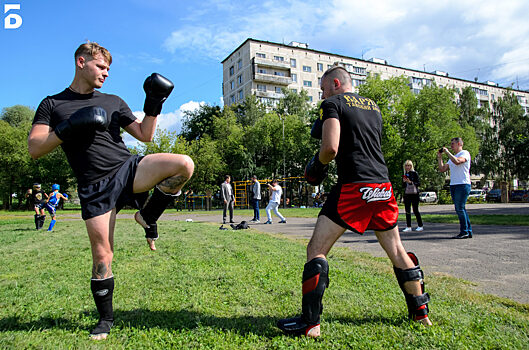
[319,182,398,234]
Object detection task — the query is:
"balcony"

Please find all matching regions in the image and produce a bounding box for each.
[255,90,284,99]
[253,57,291,70]
[253,73,292,85]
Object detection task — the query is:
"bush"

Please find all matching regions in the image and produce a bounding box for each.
[438,189,452,204]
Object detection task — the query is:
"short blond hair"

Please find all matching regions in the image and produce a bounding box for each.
[403,159,414,173]
[74,41,112,65]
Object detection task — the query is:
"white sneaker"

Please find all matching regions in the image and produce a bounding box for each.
[402,227,412,232]
[415,227,424,232]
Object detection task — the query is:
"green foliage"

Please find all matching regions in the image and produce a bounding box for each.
[1,104,34,127]
[1,217,528,348]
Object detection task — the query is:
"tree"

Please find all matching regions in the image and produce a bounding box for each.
[181,104,221,141]
[1,104,34,127]
[486,91,529,181]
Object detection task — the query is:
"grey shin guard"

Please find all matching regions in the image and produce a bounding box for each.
[393,252,430,321]
[90,277,114,336]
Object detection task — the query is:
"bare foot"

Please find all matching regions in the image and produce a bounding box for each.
[90,333,109,340]
[147,238,156,251]
[417,317,433,326]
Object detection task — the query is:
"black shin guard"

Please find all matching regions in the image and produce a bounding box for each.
[90,277,114,336]
[393,252,430,321]
[139,186,178,239]
[301,257,329,325]
[34,214,40,229]
[38,215,46,230]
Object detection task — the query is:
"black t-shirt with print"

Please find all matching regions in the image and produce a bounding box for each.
[32,189,47,205]
[320,92,389,183]
[33,89,137,185]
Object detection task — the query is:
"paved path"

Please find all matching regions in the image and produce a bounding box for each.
[158,203,529,304]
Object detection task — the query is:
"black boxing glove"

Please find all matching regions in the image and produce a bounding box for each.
[54,106,109,142]
[143,73,174,116]
[311,117,323,139]
[304,152,329,186]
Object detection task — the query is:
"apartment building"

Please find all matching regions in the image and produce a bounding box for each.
[221,38,529,112]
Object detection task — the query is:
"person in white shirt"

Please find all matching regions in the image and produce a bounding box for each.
[264,179,286,224]
[437,137,472,239]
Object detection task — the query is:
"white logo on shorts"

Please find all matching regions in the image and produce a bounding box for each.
[95,289,109,297]
[359,186,392,203]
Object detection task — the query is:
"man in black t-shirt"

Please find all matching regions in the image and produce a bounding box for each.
[278,66,431,338]
[28,42,194,340]
[26,183,48,229]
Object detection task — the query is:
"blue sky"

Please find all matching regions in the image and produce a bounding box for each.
[2,0,528,141]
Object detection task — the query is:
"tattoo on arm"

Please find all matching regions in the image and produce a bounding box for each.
[159,175,188,192]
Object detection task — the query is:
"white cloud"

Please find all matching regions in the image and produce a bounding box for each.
[123,100,204,148]
[161,0,529,89]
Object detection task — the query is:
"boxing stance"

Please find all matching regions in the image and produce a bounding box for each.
[44,184,69,231]
[26,183,49,230]
[28,42,194,340]
[278,66,431,338]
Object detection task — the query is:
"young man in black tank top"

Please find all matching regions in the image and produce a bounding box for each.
[278,66,432,338]
[28,42,194,340]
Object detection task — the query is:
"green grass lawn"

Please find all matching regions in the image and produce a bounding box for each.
[1,215,528,349]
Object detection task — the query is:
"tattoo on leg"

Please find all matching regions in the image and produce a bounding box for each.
[92,262,112,279]
[159,175,188,192]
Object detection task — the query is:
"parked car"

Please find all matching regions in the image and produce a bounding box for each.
[419,192,437,203]
[510,190,529,202]
[468,189,486,201]
[486,189,502,202]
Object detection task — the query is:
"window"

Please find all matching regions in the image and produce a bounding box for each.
[308,96,313,102]
[290,58,297,67]
[274,71,286,77]
[303,80,312,87]
[258,68,267,74]
[319,92,323,99]
[412,77,422,85]
[327,64,333,70]
[291,88,298,93]
[275,87,282,93]
[238,59,242,70]
[229,66,234,76]
[238,90,244,100]
[257,84,266,92]
[274,55,284,61]
[237,75,242,85]
[317,63,323,72]
[291,73,297,82]
[318,77,321,86]
[256,53,266,58]
[230,81,234,90]
[303,65,312,72]
[354,66,366,75]
[230,95,236,104]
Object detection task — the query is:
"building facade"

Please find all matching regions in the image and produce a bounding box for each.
[222,38,529,113]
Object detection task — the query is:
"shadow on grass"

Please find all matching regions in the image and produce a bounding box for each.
[0,309,410,337]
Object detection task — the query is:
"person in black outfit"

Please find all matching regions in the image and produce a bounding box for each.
[26,183,48,229]
[27,42,194,340]
[402,160,424,232]
[277,66,431,338]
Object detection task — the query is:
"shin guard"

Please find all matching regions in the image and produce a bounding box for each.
[90,277,114,336]
[138,186,179,239]
[38,215,46,230]
[301,257,329,325]
[393,252,430,321]
[34,214,40,230]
